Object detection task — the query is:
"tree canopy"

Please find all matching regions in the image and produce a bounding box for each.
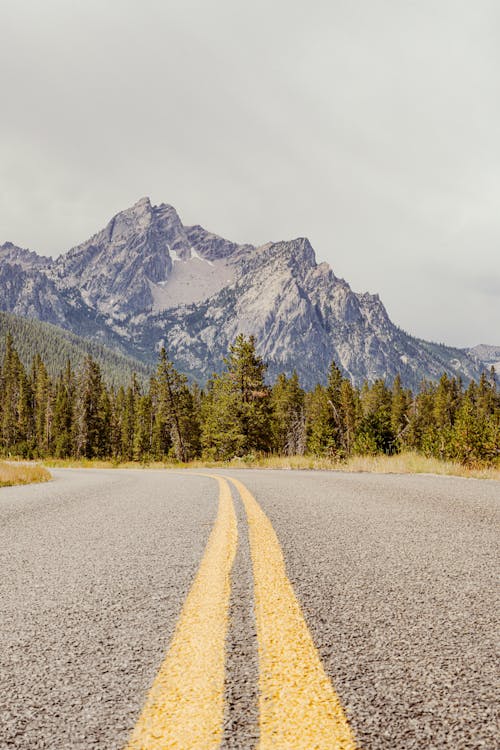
[0,333,498,466]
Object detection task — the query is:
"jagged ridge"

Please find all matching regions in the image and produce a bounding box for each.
[0,198,489,388]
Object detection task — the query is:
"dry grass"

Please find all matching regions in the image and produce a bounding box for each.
[331,452,499,480]
[218,452,500,479]
[44,458,121,469]
[42,452,500,480]
[0,461,52,487]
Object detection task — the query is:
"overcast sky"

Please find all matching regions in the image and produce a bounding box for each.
[1,0,499,347]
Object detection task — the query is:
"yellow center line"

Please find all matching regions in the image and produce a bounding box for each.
[227,475,358,750]
[124,475,237,750]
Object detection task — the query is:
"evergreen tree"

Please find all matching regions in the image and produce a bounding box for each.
[99,382,112,458]
[340,378,358,456]
[430,374,458,458]
[404,381,436,455]
[390,375,410,452]
[201,335,270,458]
[270,372,306,455]
[201,373,246,459]
[306,384,335,455]
[355,379,394,454]
[155,348,200,461]
[111,386,127,458]
[227,334,271,453]
[74,356,107,458]
[120,374,140,460]
[451,383,483,465]
[1,334,27,453]
[305,360,346,457]
[325,361,345,455]
[32,354,53,456]
[134,393,153,461]
[53,360,74,458]
[17,367,34,455]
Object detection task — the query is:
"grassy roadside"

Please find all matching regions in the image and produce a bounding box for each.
[41,452,500,480]
[0,461,52,487]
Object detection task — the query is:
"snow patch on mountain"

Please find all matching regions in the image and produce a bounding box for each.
[150,255,235,311]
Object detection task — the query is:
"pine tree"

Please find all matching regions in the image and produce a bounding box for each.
[430,374,457,459]
[325,361,345,456]
[32,354,53,456]
[354,379,394,454]
[134,393,153,461]
[99,382,112,458]
[306,384,335,455]
[17,367,34,455]
[53,360,75,458]
[390,375,410,453]
[201,373,246,459]
[120,374,140,460]
[340,378,358,456]
[201,335,270,459]
[151,376,171,460]
[270,372,306,455]
[155,348,200,461]
[74,356,107,458]
[227,334,271,454]
[305,361,355,458]
[451,383,483,465]
[405,381,436,456]
[1,334,27,453]
[111,386,127,458]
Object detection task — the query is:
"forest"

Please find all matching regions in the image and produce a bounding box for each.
[0,311,150,387]
[0,333,498,466]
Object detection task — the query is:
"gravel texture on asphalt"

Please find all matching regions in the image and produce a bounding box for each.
[221,469,499,750]
[1,467,498,749]
[0,469,218,749]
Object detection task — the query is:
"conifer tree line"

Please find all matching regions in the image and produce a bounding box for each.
[1,333,498,466]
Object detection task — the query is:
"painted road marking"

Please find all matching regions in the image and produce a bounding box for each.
[124,475,237,750]
[228,476,358,750]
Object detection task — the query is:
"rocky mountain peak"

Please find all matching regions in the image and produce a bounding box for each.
[133,195,152,211]
[278,237,317,270]
[0,198,487,388]
[240,237,317,280]
[128,195,152,217]
[104,196,154,241]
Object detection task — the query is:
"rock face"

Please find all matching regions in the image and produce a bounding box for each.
[0,198,485,388]
[467,345,500,373]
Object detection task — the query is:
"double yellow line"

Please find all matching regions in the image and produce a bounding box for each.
[125,474,357,750]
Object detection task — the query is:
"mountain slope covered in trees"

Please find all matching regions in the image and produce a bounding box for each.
[0,198,485,389]
[0,312,151,387]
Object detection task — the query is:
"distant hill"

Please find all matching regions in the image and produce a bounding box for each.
[467,344,500,373]
[0,312,152,387]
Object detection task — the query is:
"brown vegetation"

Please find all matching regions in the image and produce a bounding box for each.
[42,452,499,481]
[0,461,51,487]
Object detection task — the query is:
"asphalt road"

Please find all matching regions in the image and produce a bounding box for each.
[0,468,498,749]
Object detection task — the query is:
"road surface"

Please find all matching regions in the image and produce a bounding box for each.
[0,468,498,749]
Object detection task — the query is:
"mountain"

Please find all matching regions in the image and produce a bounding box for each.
[0,311,151,387]
[467,345,500,373]
[0,197,485,389]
